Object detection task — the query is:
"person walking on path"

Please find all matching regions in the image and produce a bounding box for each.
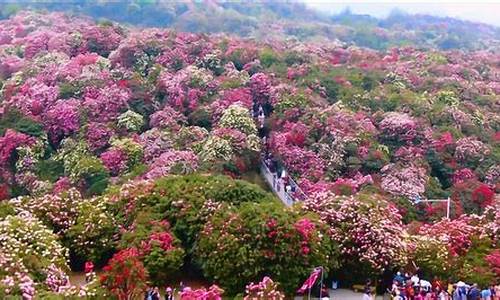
[165,287,174,300]
[468,284,481,300]
[481,286,492,300]
[84,261,94,283]
[363,287,374,300]
[151,287,160,300]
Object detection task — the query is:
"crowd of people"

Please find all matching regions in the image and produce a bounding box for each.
[378,271,500,300]
[144,285,176,300]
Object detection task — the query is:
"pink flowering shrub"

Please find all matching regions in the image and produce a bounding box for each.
[44,100,80,142]
[7,79,59,117]
[195,202,335,295]
[100,149,128,176]
[0,129,34,168]
[180,285,224,300]
[454,137,490,164]
[8,188,84,233]
[452,168,476,184]
[249,72,271,103]
[303,193,408,270]
[82,84,130,122]
[138,129,173,162]
[144,150,198,179]
[379,112,418,144]
[380,163,428,198]
[485,250,500,277]
[244,277,285,300]
[418,216,480,257]
[86,122,113,152]
[210,88,253,121]
[149,106,187,131]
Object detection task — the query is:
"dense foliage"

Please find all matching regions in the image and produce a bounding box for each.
[0,7,498,298]
[1,2,498,51]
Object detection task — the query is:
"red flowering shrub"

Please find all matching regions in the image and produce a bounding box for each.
[0,183,9,200]
[453,179,493,214]
[119,220,185,285]
[100,248,148,300]
[0,129,34,172]
[485,250,500,277]
[471,184,495,208]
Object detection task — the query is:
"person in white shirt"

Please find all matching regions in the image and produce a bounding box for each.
[411,274,420,287]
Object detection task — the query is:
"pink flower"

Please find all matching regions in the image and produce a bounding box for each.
[100,149,128,176]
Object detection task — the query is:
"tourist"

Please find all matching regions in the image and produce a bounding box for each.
[453,285,461,300]
[391,280,401,299]
[145,287,153,300]
[468,284,480,300]
[493,284,500,300]
[363,287,373,300]
[421,279,432,293]
[407,282,415,300]
[438,288,450,300]
[84,261,94,283]
[411,274,421,287]
[433,277,443,292]
[481,286,492,300]
[447,281,455,297]
[165,287,174,300]
[151,287,160,300]
[394,272,405,285]
[415,291,426,300]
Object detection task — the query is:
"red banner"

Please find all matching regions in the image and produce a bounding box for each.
[297,268,321,294]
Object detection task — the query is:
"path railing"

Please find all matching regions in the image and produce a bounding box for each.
[260,160,307,206]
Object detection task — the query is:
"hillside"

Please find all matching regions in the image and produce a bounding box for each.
[0,9,498,299]
[1,1,499,51]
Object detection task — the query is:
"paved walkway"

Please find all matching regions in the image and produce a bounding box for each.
[294,289,387,300]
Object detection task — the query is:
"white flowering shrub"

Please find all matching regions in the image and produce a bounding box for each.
[0,211,69,298]
[218,104,257,135]
[117,110,144,132]
[65,197,117,263]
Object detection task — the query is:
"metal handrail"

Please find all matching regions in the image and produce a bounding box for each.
[260,159,308,206]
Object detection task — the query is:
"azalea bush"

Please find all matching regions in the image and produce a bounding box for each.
[65,197,117,264]
[119,219,184,285]
[8,188,84,233]
[195,201,337,295]
[244,276,285,300]
[303,192,408,278]
[0,211,69,298]
[99,248,148,300]
[179,285,224,300]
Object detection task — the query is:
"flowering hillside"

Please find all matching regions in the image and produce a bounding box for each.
[0,10,498,298]
[1,2,499,51]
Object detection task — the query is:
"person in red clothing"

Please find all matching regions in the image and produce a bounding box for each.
[407,281,416,300]
[432,277,443,292]
[84,261,94,283]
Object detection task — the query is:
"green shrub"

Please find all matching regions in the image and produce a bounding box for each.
[259,48,280,68]
[0,108,44,137]
[195,201,337,295]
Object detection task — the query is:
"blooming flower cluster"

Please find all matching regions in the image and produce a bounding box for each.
[303,193,408,270]
[0,211,69,298]
[244,276,285,300]
[179,285,224,300]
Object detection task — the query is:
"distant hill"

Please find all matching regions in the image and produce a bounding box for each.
[1,0,499,51]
